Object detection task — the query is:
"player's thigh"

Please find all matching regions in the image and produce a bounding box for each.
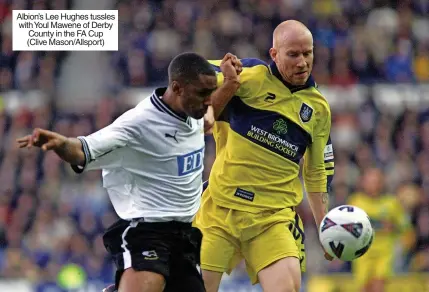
[201,270,223,292]
[199,227,239,270]
[164,227,206,292]
[242,216,305,285]
[242,222,304,283]
[165,254,208,292]
[253,223,302,291]
[119,269,165,292]
[198,226,241,292]
[194,198,241,291]
[194,192,240,274]
[103,220,172,290]
[164,260,206,292]
[258,257,301,292]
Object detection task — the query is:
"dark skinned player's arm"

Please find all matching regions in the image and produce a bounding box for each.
[54,137,87,166]
[22,129,87,166]
[211,78,240,120]
[208,54,242,119]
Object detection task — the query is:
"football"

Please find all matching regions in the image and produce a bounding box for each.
[319,205,374,261]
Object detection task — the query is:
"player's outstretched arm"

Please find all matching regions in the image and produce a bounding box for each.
[17,128,86,166]
[211,53,242,119]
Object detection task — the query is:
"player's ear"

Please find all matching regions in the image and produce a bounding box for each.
[171,80,182,95]
[269,48,277,62]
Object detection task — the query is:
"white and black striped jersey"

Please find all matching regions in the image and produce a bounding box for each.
[72,88,205,222]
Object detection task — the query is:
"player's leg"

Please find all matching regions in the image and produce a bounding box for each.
[242,210,305,292]
[102,272,165,292]
[198,217,241,292]
[118,270,165,292]
[257,257,301,292]
[164,228,206,291]
[193,192,241,292]
[102,220,172,292]
[257,218,303,292]
[367,253,393,292]
[352,255,372,292]
[164,267,206,292]
[201,270,223,292]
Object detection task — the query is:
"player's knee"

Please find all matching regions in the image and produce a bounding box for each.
[201,270,223,292]
[119,269,165,292]
[258,257,301,292]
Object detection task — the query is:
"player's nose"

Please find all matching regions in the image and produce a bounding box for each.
[297,59,306,69]
[296,54,307,67]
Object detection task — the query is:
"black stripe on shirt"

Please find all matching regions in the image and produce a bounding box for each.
[150,88,187,122]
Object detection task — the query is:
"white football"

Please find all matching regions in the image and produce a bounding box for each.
[319,205,374,261]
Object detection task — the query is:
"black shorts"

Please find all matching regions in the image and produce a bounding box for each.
[102,219,205,292]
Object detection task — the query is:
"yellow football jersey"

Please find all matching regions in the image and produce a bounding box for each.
[348,192,411,252]
[207,58,334,213]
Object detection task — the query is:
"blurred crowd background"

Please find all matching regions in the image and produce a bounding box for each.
[0,0,429,291]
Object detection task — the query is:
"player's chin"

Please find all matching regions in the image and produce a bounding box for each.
[190,111,206,119]
[190,108,208,119]
[293,73,308,85]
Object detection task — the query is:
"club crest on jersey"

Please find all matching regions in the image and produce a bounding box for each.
[299,103,313,123]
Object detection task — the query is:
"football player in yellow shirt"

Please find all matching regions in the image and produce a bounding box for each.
[348,168,412,292]
[194,20,334,292]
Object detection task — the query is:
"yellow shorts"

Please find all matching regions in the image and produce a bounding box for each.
[352,248,393,287]
[193,190,306,284]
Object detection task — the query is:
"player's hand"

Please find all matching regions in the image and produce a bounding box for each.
[204,106,215,135]
[324,251,334,261]
[220,53,242,83]
[17,128,67,151]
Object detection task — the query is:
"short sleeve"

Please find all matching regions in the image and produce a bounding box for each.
[71,108,141,173]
